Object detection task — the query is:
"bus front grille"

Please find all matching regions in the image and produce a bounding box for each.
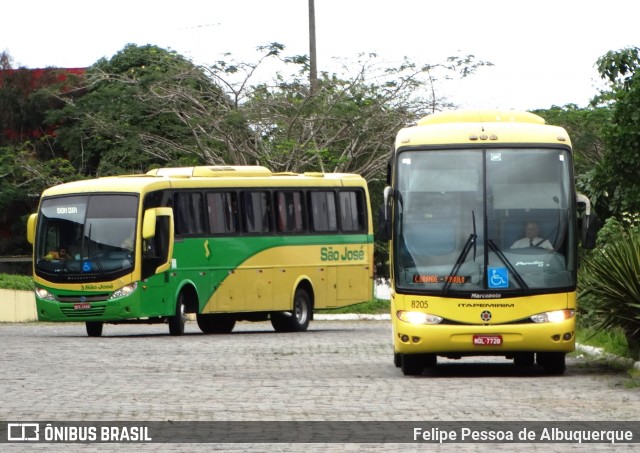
[57,294,109,303]
[60,306,106,318]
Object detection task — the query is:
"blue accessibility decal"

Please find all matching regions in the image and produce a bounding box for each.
[488,267,508,289]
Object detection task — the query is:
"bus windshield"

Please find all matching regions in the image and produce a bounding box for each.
[394,148,575,295]
[34,194,138,281]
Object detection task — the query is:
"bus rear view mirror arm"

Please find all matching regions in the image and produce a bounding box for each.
[376,186,395,242]
[576,193,597,250]
[383,186,395,221]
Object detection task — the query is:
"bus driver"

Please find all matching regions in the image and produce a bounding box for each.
[510,221,553,250]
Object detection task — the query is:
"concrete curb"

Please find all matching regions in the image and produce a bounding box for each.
[575,342,640,371]
[315,313,391,321]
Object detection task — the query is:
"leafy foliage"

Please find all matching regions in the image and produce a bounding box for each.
[597,47,640,88]
[201,45,492,181]
[590,47,640,219]
[0,143,77,254]
[532,105,608,174]
[592,213,640,248]
[47,44,232,176]
[27,43,492,183]
[0,54,84,254]
[532,105,610,212]
[579,225,640,359]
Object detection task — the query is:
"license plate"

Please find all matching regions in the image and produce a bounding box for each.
[473,335,502,346]
[74,303,91,310]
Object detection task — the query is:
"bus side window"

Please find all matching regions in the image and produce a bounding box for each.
[243,191,272,234]
[310,191,338,232]
[339,190,365,233]
[207,192,238,234]
[174,192,205,235]
[276,191,305,233]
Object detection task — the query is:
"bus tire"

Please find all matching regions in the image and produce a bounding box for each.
[514,352,535,367]
[168,293,186,336]
[86,322,103,337]
[537,352,566,375]
[197,313,236,334]
[394,353,401,367]
[401,354,424,376]
[423,353,437,368]
[271,287,311,332]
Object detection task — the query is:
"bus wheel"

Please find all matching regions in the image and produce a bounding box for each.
[513,352,535,367]
[197,313,236,334]
[401,354,424,376]
[168,293,186,336]
[86,322,103,337]
[394,353,401,368]
[537,352,566,375]
[271,288,311,332]
[424,354,437,368]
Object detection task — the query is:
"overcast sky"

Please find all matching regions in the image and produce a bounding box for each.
[2,0,639,110]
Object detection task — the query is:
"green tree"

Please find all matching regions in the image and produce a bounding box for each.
[575,47,640,360]
[50,42,490,183]
[0,143,77,254]
[206,45,491,181]
[532,105,610,208]
[0,51,81,254]
[590,47,640,218]
[48,44,233,176]
[532,105,608,174]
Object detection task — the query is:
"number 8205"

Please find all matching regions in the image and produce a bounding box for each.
[410,300,429,309]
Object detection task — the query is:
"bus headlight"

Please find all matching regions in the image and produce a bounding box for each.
[110,282,138,300]
[397,310,443,325]
[35,287,56,301]
[530,309,575,323]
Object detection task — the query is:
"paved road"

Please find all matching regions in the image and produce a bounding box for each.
[1,320,638,452]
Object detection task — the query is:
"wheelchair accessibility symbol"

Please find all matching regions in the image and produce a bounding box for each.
[488,267,508,289]
[82,261,92,272]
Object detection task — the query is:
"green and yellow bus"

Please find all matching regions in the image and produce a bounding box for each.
[27,166,374,336]
[378,110,597,375]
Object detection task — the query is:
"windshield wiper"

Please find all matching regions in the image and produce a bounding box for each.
[442,211,477,295]
[487,239,529,291]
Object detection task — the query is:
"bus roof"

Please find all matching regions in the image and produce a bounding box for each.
[147,165,273,177]
[396,109,571,149]
[416,110,546,126]
[40,167,367,198]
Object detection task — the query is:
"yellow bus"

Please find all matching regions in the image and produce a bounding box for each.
[27,166,374,336]
[378,110,597,375]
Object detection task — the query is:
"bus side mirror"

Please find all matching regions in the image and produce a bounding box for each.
[27,213,37,245]
[386,158,392,185]
[582,214,599,250]
[576,193,597,249]
[375,186,394,241]
[141,208,175,278]
[142,209,157,239]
